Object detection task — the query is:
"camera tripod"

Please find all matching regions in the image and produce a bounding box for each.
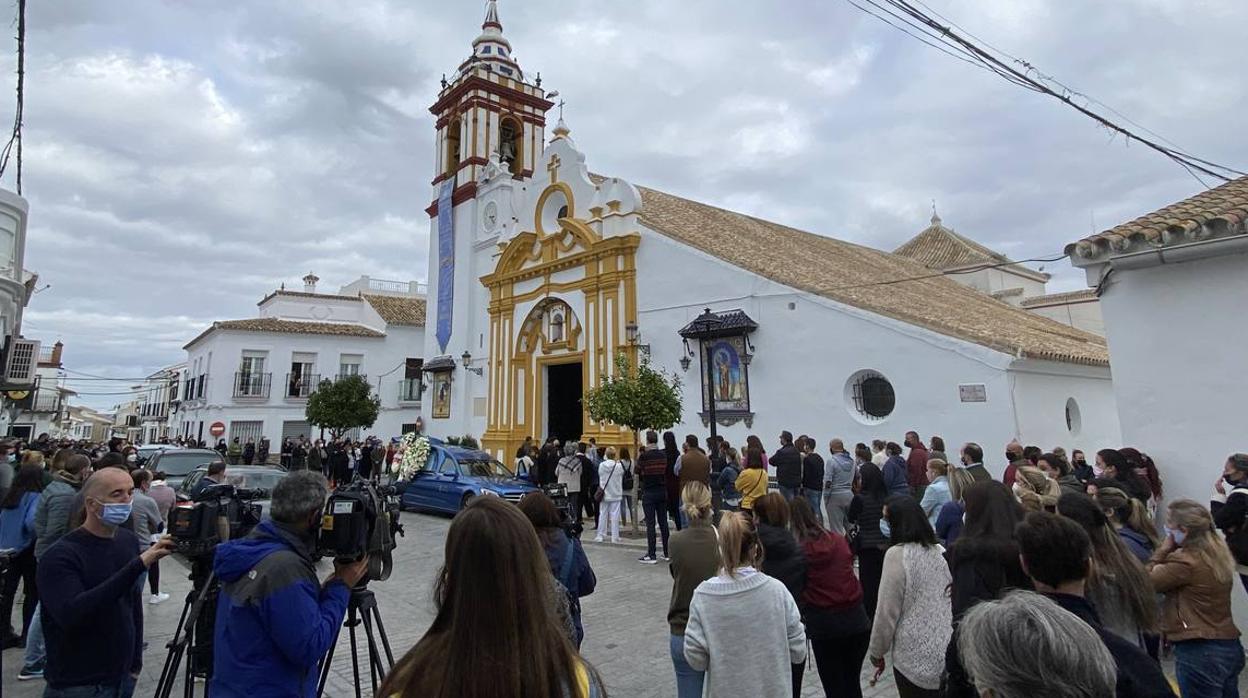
[154,557,219,698]
[316,582,395,698]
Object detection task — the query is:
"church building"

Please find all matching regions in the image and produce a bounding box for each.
[421,2,1120,470]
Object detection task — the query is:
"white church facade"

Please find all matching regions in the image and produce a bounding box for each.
[421,2,1120,468]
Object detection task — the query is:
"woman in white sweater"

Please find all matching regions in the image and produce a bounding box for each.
[867,496,953,697]
[683,512,807,697]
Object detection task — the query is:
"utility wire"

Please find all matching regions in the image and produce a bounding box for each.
[845,0,1246,185]
[0,0,24,193]
[825,252,1070,292]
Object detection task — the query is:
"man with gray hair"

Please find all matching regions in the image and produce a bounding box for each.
[957,590,1116,698]
[210,471,369,696]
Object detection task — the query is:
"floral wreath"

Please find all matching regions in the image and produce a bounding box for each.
[391,432,431,479]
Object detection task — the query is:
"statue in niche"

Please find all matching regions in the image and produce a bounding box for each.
[549,310,565,343]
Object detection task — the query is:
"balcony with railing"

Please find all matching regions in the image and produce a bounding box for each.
[285,373,321,399]
[335,373,367,383]
[398,378,423,403]
[233,372,271,399]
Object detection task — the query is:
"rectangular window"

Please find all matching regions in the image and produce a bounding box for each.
[482,46,492,54]
[338,354,362,380]
[288,352,317,398]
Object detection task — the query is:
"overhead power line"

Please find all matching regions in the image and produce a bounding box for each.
[845,0,1246,187]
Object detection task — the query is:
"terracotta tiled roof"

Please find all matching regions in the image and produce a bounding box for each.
[631,185,1109,366]
[362,294,427,327]
[257,289,363,306]
[1067,175,1248,261]
[184,318,384,349]
[1020,289,1098,308]
[893,215,1049,281]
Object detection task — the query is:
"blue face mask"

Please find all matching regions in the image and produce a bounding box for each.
[1165,526,1187,546]
[97,501,132,526]
[879,518,892,540]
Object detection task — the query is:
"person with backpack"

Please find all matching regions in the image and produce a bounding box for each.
[1211,452,1248,592]
[519,493,597,649]
[619,447,637,532]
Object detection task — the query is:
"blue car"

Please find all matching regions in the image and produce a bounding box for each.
[399,444,538,514]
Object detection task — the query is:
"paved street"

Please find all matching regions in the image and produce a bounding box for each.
[0,510,1215,697]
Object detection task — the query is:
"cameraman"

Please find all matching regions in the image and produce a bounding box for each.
[210,471,368,697]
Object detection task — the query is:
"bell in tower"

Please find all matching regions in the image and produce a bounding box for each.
[427,0,555,210]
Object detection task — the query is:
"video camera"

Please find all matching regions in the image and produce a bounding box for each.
[316,477,404,582]
[539,482,581,538]
[169,484,268,557]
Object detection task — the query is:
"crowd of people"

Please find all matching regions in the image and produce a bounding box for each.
[501,429,1248,697]
[4,427,1248,697]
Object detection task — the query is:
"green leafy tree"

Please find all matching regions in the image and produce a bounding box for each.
[584,352,683,454]
[305,374,381,440]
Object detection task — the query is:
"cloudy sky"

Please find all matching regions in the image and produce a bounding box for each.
[3,0,1244,408]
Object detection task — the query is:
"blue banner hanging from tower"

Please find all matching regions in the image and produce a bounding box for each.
[435,180,455,352]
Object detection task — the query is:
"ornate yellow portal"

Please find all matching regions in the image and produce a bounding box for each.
[480,188,640,460]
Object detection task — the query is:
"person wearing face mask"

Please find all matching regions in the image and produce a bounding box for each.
[36,465,174,696]
[1211,452,1248,592]
[1148,500,1244,697]
[1070,450,1094,485]
[210,471,369,697]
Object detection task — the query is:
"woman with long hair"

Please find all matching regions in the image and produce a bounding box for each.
[943,481,1032,697]
[618,446,636,532]
[790,497,869,698]
[1037,452,1083,497]
[745,434,769,473]
[867,496,951,697]
[847,463,890,619]
[1149,499,1242,697]
[1091,482,1160,562]
[1120,447,1164,509]
[1097,448,1152,504]
[934,466,975,547]
[1057,492,1158,649]
[735,448,769,514]
[379,497,605,697]
[918,459,951,527]
[556,442,584,523]
[517,493,597,649]
[1013,465,1061,513]
[753,493,808,697]
[667,483,719,698]
[663,431,683,531]
[0,464,46,648]
[683,512,806,697]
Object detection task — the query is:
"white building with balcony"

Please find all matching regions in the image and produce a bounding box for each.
[9,341,73,440]
[176,274,427,447]
[132,361,185,443]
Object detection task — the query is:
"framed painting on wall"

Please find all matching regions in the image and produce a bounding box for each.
[431,373,452,419]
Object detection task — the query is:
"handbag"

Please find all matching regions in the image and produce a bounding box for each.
[595,463,618,504]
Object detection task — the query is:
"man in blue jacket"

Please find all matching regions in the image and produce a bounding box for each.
[210,471,368,698]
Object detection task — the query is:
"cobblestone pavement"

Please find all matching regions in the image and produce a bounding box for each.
[0,511,1216,697]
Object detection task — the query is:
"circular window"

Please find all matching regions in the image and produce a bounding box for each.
[845,370,895,423]
[538,188,570,234]
[1065,397,1082,436]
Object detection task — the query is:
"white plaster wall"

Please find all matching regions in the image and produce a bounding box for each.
[1094,249,1248,633]
[1009,361,1121,456]
[957,267,1046,298]
[633,228,1044,478]
[1027,301,1105,336]
[182,326,424,445]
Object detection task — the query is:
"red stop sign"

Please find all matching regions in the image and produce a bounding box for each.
[209,421,226,437]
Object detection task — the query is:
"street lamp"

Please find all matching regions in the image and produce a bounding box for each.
[460,351,483,376]
[625,321,639,345]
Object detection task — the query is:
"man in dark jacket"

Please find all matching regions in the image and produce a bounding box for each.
[211,471,368,697]
[1014,511,1175,698]
[576,442,598,523]
[771,431,802,502]
[676,434,710,488]
[960,442,991,483]
[190,461,228,500]
[799,436,824,525]
[636,431,670,564]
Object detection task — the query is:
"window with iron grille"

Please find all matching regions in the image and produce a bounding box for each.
[850,370,895,420]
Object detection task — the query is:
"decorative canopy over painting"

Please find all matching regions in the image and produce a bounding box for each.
[679,309,758,428]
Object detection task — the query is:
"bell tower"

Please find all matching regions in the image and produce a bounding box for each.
[428,0,555,212]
